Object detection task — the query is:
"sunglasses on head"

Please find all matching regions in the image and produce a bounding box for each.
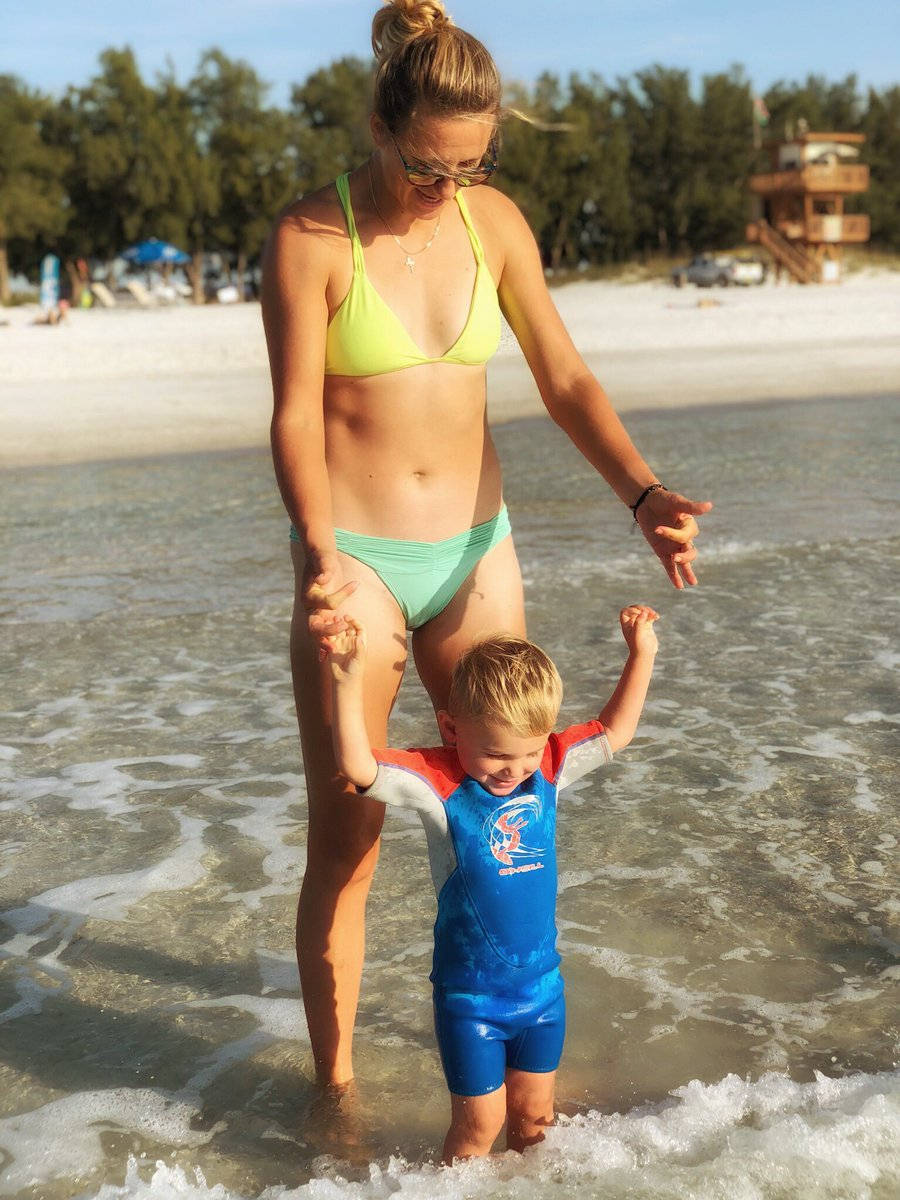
[391,134,499,188]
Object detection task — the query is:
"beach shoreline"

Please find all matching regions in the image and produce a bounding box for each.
[3,272,898,469]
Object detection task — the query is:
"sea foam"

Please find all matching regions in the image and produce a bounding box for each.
[70,1069,900,1200]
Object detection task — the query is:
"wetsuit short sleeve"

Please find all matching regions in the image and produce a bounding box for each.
[358,746,463,896]
[359,746,463,810]
[541,719,613,792]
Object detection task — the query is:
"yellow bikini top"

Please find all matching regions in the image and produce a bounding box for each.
[324,172,502,377]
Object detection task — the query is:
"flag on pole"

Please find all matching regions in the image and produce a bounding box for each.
[752,95,770,126]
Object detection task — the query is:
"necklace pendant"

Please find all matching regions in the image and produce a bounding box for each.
[404,255,415,273]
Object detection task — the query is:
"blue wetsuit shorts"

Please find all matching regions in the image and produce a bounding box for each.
[433,986,566,1097]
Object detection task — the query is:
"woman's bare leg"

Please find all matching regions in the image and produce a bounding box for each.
[412,534,526,712]
[291,542,408,1086]
[294,532,525,1085]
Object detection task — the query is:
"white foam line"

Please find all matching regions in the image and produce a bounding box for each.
[1,755,210,822]
[176,700,219,717]
[565,935,893,1055]
[180,1030,274,1094]
[255,949,299,994]
[844,710,900,726]
[181,995,308,1043]
[70,1068,900,1199]
[563,939,718,1038]
[184,774,304,909]
[2,727,78,746]
[220,794,305,909]
[0,813,209,932]
[0,907,83,1024]
[0,959,71,1027]
[0,1089,211,1191]
[0,809,211,1025]
[215,726,298,746]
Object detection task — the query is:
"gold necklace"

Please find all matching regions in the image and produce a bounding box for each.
[368,161,440,274]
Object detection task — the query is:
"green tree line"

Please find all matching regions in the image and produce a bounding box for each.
[1,49,897,302]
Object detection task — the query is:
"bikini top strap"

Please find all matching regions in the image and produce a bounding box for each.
[335,173,365,275]
[455,191,485,264]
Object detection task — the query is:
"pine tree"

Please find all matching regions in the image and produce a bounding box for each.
[190,50,298,300]
[0,76,66,304]
[46,49,186,273]
[616,67,699,257]
[862,86,900,249]
[690,68,757,249]
[290,57,374,193]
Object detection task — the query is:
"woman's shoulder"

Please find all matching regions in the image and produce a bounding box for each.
[267,178,350,263]
[463,185,531,246]
[464,183,521,219]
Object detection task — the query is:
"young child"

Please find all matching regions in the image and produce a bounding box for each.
[319,605,658,1162]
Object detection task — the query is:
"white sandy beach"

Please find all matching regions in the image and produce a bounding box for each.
[2,271,898,468]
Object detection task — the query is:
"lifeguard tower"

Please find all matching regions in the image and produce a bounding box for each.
[746,129,869,282]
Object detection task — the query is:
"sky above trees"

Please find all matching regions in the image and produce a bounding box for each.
[6,0,898,105]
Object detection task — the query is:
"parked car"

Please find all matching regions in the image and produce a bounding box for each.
[730,255,767,286]
[671,254,766,288]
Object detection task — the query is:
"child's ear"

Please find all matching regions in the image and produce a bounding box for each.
[437,710,457,746]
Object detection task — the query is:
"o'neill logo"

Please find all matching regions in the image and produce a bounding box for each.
[483,795,546,876]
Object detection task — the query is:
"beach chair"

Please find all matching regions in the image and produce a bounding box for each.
[150,283,178,304]
[124,279,156,307]
[91,281,117,308]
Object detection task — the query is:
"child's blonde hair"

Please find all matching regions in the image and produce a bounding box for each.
[448,635,563,737]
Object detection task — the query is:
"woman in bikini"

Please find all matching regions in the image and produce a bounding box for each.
[261,0,711,1090]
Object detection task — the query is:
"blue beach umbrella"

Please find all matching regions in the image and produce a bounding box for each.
[121,238,190,265]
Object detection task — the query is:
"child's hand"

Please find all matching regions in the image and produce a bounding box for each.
[619,604,659,656]
[305,567,357,643]
[319,617,367,683]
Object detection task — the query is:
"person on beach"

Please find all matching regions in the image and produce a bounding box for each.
[261,0,711,1092]
[317,606,658,1160]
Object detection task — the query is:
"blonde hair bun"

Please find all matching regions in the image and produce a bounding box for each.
[371,0,499,133]
[372,1,453,64]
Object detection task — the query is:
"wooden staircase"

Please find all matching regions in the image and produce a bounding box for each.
[747,219,818,283]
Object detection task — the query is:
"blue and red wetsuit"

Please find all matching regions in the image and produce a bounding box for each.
[361,719,613,1096]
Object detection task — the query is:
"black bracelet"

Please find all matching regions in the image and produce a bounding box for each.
[629,482,666,523]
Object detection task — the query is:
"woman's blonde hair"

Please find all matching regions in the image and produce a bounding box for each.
[371,1,501,135]
[448,635,563,737]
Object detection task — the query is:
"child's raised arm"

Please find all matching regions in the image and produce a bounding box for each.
[319,618,378,789]
[598,605,659,753]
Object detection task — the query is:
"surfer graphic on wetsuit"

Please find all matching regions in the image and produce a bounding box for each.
[488,799,543,867]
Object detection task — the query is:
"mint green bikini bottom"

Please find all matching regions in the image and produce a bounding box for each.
[290,506,511,630]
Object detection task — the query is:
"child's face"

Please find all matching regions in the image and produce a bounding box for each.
[440,714,550,796]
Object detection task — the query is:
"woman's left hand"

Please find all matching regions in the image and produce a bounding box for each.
[635,489,713,589]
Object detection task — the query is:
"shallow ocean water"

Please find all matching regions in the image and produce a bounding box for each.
[0,394,898,1199]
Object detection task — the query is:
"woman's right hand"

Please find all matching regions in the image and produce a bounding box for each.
[301,550,358,645]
